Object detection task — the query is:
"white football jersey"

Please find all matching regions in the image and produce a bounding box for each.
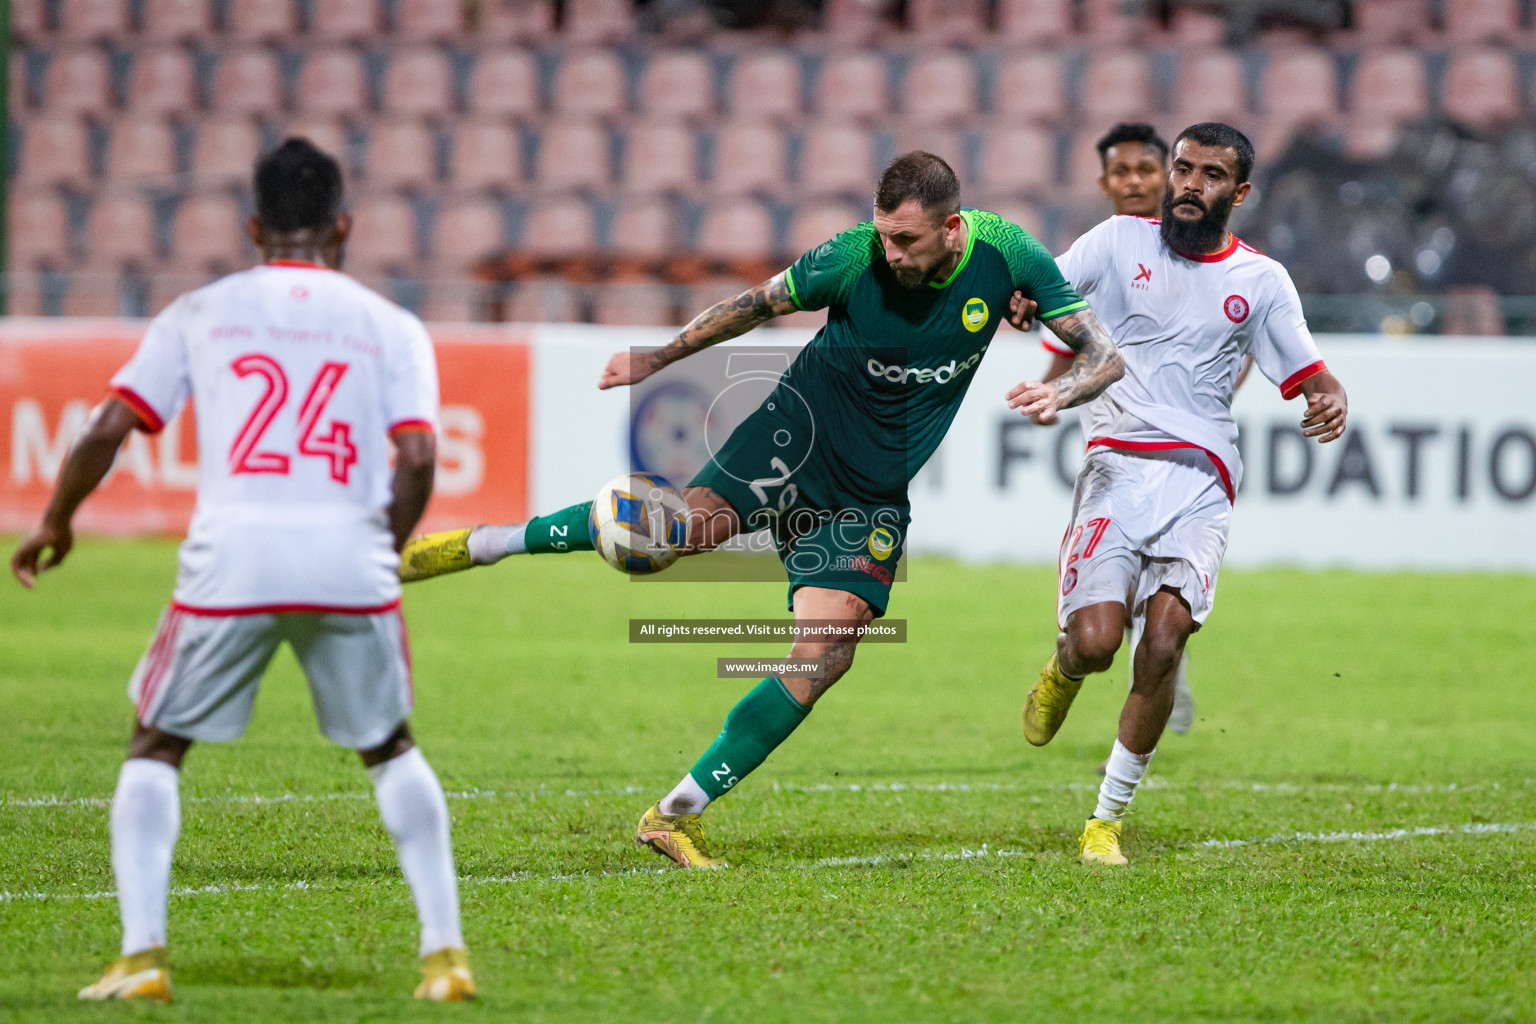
[110,261,439,611]
[1053,215,1326,497]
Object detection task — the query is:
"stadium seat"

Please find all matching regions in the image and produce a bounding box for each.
[12,0,47,42]
[477,0,556,42]
[63,271,130,316]
[105,116,179,183]
[381,46,457,116]
[895,125,963,171]
[1350,49,1429,120]
[1259,48,1340,124]
[988,200,1048,246]
[447,118,521,192]
[1082,0,1142,43]
[591,280,676,326]
[310,0,380,41]
[227,0,296,40]
[140,0,212,41]
[1350,0,1432,44]
[83,193,158,268]
[126,47,198,117]
[466,50,541,119]
[815,53,889,121]
[211,47,284,115]
[191,119,263,187]
[272,116,348,159]
[798,123,876,200]
[992,54,1069,124]
[345,196,420,271]
[637,51,715,121]
[685,275,750,316]
[995,0,1074,42]
[551,49,628,119]
[363,119,439,191]
[786,202,863,254]
[395,0,467,39]
[533,121,611,193]
[563,0,634,43]
[429,198,507,272]
[978,125,1055,199]
[1443,0,1519,42]
[908,0,988,40]
[7,190,73,267]
[169,193,250,271]
[710,121,789,197]
[1170,51,1249,124]
[903,53,978,126]
[1081,51,1155,122]
[621,122,698,195]
[1065,129,1112,197]
[42,47,115,116]
[725,52,803,122]
[506,278,580,323]
[609,198,679,259]
[1165,6,1226,45]
[295,47,370,116]
[15,117,94,188]
[58,0,129,42]
[10,50,30,114]
[521,196,597,257]
[1441,47,1520,125]
[696,200,774,261]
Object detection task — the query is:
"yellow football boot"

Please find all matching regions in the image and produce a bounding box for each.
[1078,817,1129,867]
[78,947,172,1002]
[414,947,476,1002]
[636,803,727,869]
[1022,653,1084,746]
[399,528,475,583]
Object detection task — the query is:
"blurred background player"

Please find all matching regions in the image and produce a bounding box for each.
[1014,123,1349,867]
[401,152,1124,868]
[9,140,474,1003]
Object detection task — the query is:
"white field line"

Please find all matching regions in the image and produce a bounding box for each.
[3,777,1528,811]
[2,819,1533,905]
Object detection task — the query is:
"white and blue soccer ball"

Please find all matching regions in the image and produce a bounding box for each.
[588,473,690,574]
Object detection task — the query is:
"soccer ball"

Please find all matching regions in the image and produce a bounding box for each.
[588,473,690,574]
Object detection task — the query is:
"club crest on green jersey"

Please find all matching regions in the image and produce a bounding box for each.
[868,527,896,561]
[962,298,989,333]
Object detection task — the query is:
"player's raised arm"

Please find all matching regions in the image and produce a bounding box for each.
[598,273,798,390]
[1006,307,1124,425]
[1296,370,1347,443]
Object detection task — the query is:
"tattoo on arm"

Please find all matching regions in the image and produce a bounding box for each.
[649,273,797,372]
[1040,309,1125,409]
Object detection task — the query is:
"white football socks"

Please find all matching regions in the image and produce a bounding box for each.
[111,758,180,956]
[1093,739,1155,822]
[467,524,525,564]
[659,774,711,816]
[368,747,464,955]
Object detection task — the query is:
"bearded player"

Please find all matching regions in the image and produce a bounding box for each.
[1014,123,1348,867]
[11,140,474,1000]
[402,152,1124,867]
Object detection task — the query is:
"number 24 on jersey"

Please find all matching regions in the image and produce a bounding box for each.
[228,354,359,484]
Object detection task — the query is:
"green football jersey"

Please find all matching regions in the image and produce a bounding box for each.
[779,208,1086,502]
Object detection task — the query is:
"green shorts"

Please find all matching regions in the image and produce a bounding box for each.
[689,387,908,618]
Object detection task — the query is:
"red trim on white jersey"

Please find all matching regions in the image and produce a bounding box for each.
[1279,360,1327,400]
[110,386,165,433]
[263,259,333,271]
[1182,234,1242,263]
[388,418,435,437]
[170,598,403,617]
[1087,437,1235,504]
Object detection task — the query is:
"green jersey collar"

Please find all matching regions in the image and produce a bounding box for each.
[928,209,976,290]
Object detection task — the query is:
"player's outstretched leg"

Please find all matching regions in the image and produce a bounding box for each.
[399,501,596,582]
[638,587,872,868]
[81,727,190,1002]
[1080,588,1195,867]
[363,726,474,1001]
[1023,602,1125,746]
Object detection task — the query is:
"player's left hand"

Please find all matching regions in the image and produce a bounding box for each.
[1301,390,1347,443]
[1007,291,1038,331]
[1006,380,1061,426]
[11,520,72,589]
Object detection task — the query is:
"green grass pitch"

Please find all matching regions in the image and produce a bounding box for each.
[2,538,1535,1022]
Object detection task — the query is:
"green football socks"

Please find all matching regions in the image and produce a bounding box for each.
[688,677,811,801]
[522,501,595,554]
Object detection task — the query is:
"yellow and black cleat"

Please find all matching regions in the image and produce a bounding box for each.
[636,803,727,869]
[1022,653,1085,746]
[400,528,475,583]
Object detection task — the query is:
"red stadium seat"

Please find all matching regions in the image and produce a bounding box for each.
[894,125,962,170]
[447,118,520,192]
[978,126,1056,199]
[272,116,349,159]
[310,0,380,41]
[711,121,789,197]
[591,281,676,326]
[622,122,698,196]
[725,52,802,122]
[1065,129,1111,197]
[12,0,48,42]
[564,0,634,43]
[42,47,115,117]
[295,46,370,117]
[227,0,296,40]
[396,0,467,40]
[381,46,456,117]
[58,0,129,41]
[346,196,419,272]
[141,0,212,41]
[84,193,158,269]
[1259,48,1340,124]
[467,50,541,119]
[506,278,580,323]
[126,47,198,117]
[799,123,876,200]
[191,119,263,188]
[907,0,987,41]
[1166,6,1226,45]
[169,194,250,271]
[1351,49,1429,120]
[610,198,679,260]
[16,117,94,188]
[988,201,1048,247]
[429,198,506,273]
[8,190,73,267]
[533,121,611,193]
[105,116,178,183]
[1350,0,1432,44]
[477,0,556,42]
[1081,50,1154,122]
[815,53,889,122]
[696,200,774,261]
[637,51,715,122]
[1443,0,1519,42]
[1171,51,1249,124]
[992,54,1069,124]
[363,119,438,191]
[903,53,978,126]
[996,0,1074,42]
[211,47,284,115]
[1082,0,1143,43]
[551,50,627,119]
[1441,47,1520,125]
[786,202,863,254]
[521,197,596,258]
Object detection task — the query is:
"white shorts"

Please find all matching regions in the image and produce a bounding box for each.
[128,605,415,750]
[1057,447,1231,633]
